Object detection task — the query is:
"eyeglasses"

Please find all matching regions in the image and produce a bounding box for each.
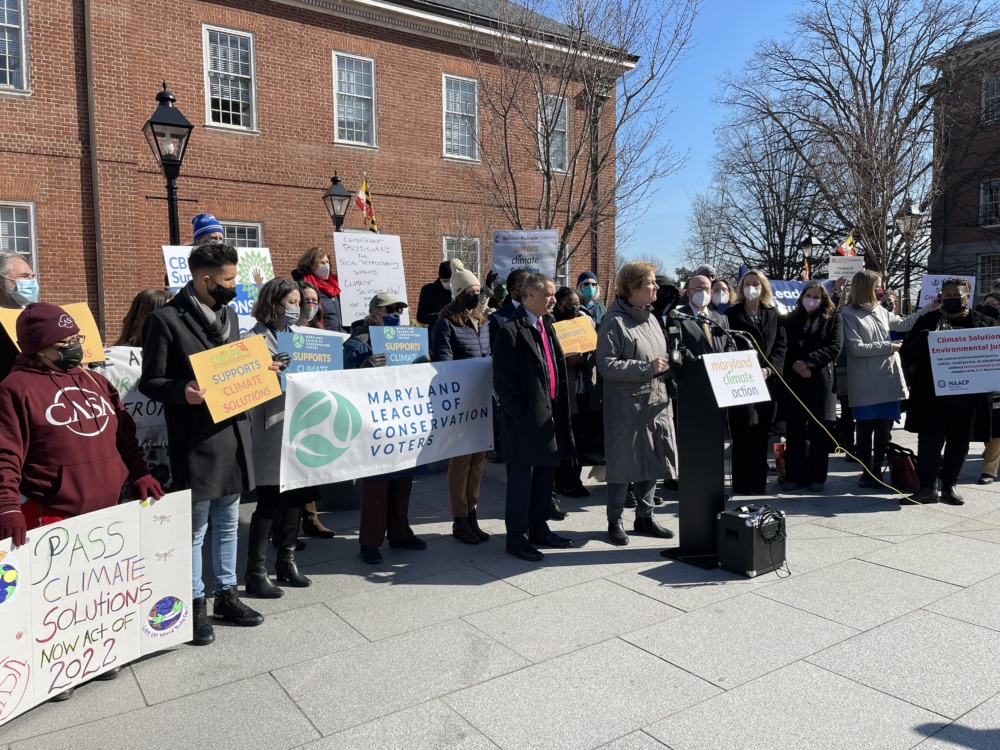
[55,335,86,348]
[581,282,598,287]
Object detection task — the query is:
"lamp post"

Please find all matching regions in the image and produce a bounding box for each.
[143,82,193,246]
[798,234,822,279]
[322,174,353,231]
[894,198,923,314]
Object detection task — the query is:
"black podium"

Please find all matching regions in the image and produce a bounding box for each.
[662,356,726,569]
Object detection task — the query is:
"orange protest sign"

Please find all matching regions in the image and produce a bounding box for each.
[552,316,597,354]
[0,308,17,347]
[0,302,104,363]
[189,334,281,422]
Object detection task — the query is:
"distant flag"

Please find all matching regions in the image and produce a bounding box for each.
[738,263,749,279]
[835,235,856,256]
[354,173,378,233]
[801,259,810,281]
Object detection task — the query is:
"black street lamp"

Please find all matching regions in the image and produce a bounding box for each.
[322,174,353,232]
[894,198,922,314]
[143,82,193,246]
[798,234,822,277]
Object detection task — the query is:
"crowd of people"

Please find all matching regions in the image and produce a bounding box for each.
[0,214,998,694]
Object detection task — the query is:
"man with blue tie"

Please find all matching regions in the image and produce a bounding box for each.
[492,273,576,561]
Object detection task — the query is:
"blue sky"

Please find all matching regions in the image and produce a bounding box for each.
[627,0,802,274]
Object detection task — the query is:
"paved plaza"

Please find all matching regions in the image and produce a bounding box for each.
[2,430,1000,750]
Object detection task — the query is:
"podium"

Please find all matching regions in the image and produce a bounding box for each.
[662,356,726,569]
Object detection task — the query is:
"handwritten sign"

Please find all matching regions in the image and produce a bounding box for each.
[188,335,281,422]
[928,329,1000,396]
[370,326,428,365]
[0,303,104,364]
[0,492,192,725]
[492,230,558,280]
[827,256,864,279]
[701,351,771,407]
[552,317,597,354]
[919,274,976,308]
[333,234,410,328]
[162,246,275,334]
[276,329,345,390]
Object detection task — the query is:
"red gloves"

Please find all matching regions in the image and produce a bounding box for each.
[130,474,165,503]
[0,509,27,547]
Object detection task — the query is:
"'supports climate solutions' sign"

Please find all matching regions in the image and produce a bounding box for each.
[491,230,558,280]
[279,359,493,490]
[188,335,281,422]
[369,326,429,365]
[276,329,345,391]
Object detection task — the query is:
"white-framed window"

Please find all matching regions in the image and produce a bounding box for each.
[555,257,571,288]
[443,236,481,277]
[443,75,479,160]
[0,0,27,91]
[980,179,1000,227]
[334,52,376,147]
[978,253,1000,295]
[0,201,36,269]
[203,25,257,131]
[539,95,568,173]
[983,76,1000,125]
[221,221,262,248]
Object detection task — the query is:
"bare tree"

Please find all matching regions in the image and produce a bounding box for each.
[614,250,667,277]
[468,0,699,275]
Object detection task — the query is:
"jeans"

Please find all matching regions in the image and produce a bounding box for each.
[191,493,240,599]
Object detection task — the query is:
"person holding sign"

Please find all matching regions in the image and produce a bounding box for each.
[293,247,345,332]
[900,278,997,505]
[431,261,492,545]
[596,263,677,546]
[139,243,264,646]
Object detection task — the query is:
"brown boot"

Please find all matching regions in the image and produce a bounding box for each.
[467,510,490,542]
[302,501,335,538]
[452,516,480,545]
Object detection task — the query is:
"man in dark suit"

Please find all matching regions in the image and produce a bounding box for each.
[487,268,529,348]
[139,243,264,646]
[493,273,575,561]
[670,274,736,360]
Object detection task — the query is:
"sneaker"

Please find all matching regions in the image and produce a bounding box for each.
[191,596,215,646]
[213,587,264,627]
[360,545,383,564]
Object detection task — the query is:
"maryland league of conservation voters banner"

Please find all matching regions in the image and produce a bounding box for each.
[188,335,281,422]
[928,328,1000,396]
[162,245,276,334]
[701,351,772,408]
[0,492,192,725]
[279,359,493,491]
[333,233,410,327]
[491,230,558,280]
[370,326,429,365]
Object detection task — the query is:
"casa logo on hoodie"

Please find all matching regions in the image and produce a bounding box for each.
[44,386,114,437]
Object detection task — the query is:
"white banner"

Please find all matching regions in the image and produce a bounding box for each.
[491,229,558,280]
[928,329,1000,396]
[919,274,976,308]
[280,359,493,490]
[0,492,192,725]
[333,234,410,328]
[701,351,772,407]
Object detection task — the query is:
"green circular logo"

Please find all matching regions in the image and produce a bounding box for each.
[383,327,396,340]
[292,334,305,349]
[287,390,363,467]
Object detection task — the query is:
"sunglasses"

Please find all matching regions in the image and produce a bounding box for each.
[581,282,598,287]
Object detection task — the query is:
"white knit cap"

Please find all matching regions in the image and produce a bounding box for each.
[449,259,481,299]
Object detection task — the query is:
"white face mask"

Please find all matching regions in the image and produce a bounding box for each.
[691,290,712,309]
[744,285,762,301]
[441,280,452,290]
[316,264,331,280]
[711,290,729,306]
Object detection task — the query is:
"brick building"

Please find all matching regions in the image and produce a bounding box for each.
[931,30,1000,300]
[0,0,618,334]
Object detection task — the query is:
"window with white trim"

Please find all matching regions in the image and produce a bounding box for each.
[334,53,376,146]
[203,26,257,130]
[0,201,35,267]
[555,257,570,288]
[980,179,1000,226]
[978,253,1000,295]
[0,0,27,90]
[443,237,481,277]
[443,75,478,160]
[540,95,568,173]
[983,76,1000,125]
[221,221,262,248]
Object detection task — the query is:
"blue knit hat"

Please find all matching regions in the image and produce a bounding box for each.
[192,213,224,243]
[577,270,598,287]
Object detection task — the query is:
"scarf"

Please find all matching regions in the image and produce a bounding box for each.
[936,306,971,332]
[182,281,231,346]
[303,272,341,298]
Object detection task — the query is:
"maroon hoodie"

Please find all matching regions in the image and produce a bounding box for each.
[0,355,148,518]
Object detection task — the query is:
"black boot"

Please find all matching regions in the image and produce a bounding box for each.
[633,516,675,539]
[191,596,215,645]
[244,515,284,599]
[468,510,490,542]
[452,516,480,544]
[213,586,264,626]
[276,506,312,588]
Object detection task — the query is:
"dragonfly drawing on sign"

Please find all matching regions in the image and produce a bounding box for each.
[155,549,175,563]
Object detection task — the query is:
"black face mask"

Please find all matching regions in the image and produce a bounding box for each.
[941,297,965,315]
[881,300,895,313]
[209,282,238,306]
[555,304,579,320]
[50,342,83,372]
[463,292,480,310]
[976,303,1000,320]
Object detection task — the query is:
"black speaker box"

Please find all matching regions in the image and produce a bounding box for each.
[717,505,786,578]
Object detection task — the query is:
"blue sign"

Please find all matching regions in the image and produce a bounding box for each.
[369,326,429,366]
[276,330,344,390]
[770,280,834,310]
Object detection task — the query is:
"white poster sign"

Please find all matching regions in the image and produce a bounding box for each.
[918,274,976,308]
[700,351,772,407]
[161,245,275,334]
[280,359,493,490]
[0,492,192,725]
[491,230,559,280]
[928,329,1000,396]
[333,234,410,328]
[827,255,865,279]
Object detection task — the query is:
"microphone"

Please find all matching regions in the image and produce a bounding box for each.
[667,309,698,321]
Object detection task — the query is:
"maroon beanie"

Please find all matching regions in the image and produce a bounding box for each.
[16,303,80,355]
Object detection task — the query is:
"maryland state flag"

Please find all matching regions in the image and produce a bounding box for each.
[835,235,856,256]
[354,173,378,233]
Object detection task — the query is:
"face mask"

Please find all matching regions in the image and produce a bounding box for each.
[802,297,821,312]
[49,342,83,372]
[556,304,579,320]
[441,280,452,290]
[977,303,1000,320]
[691,290,711,309]
[304,302,319,322]
[382,313,401,326]
[579,284,597,300]
[711,291,729,306]
[282,305,301,328]
[463,292,479,309]
[316,264,331,280]
[941,297,965,314]
[209,282,237,306]
[9,278,39,306]
[881,299,895,313]
[743,285,762,301]
[875,287,885,300]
